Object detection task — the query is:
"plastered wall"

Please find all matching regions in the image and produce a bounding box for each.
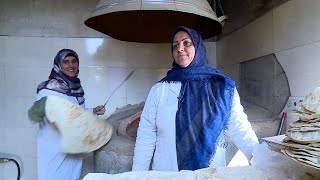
[217,0,320,97]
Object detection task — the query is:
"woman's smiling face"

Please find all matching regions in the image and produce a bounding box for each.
[61,56,79,77]
[172,31,195,67]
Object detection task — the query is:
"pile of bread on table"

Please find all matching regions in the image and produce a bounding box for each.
[281,87,320,170]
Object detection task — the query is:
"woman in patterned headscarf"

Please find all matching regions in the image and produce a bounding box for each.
[132,26,259,171]
[34,49,105,180]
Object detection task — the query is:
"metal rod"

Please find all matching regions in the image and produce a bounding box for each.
[103,70,135,107]
[277,112,287,135]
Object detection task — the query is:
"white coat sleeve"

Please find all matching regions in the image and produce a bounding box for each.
[226,89,259,160]
[132,85,158,171]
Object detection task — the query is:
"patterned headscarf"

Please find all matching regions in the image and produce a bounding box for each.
[160,26,236,170]
[37,49,85,105]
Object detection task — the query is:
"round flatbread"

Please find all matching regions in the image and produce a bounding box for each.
[296,103,314,115]
[298,113,320,121]
[286,130,320,143]
[282,148,320,170]
[301,87,320,113]
[45,95,113,154]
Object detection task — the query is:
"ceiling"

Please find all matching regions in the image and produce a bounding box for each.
[207,0,290,40]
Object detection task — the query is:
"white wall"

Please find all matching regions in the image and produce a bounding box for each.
[217,0,320,97]
[0,0,103,38]
[0,1,217,179]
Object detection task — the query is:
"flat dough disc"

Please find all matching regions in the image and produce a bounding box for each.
[45,95,113,153]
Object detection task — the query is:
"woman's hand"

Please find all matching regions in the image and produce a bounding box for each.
[93,105,105,115]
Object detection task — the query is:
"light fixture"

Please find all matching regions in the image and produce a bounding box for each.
[85,0,226,43]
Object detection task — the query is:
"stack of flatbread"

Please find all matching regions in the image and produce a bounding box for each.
[281,87,320,170]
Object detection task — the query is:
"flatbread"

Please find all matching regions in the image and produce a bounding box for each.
[265,87,320,171]
[282,148,320,169]
[291,148,320,158]
[298,113,320,121]
[290,121,320,128]
[286,130,320,143]
[289,121,314,128]
[301,87,320,113]
[45,95,113,154]
[83,166,270,180]
[262,135,320,151]
[310,122,320,127]
[283,140,320,151]
[298,118,320,123]
[296,103,314,115]
[287,127,320,132]
[310,143,320,148]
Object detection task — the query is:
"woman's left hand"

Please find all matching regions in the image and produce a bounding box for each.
[93,105,105,115]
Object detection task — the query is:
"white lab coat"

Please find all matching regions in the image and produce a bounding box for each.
[132,82,259,171]
[36,89,93,180]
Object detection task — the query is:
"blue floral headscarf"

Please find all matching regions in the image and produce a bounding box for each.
[160,26,236,170]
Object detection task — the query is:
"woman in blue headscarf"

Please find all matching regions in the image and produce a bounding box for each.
[132,26,259,171]
[32,49,105,180]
